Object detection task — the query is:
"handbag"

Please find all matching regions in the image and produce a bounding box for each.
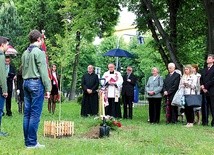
[171,88,185,107]
[184,89,202,107]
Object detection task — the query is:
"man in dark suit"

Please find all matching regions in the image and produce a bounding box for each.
[200,54,214,127]
[163,63,181,124]
[5,57,16,116]
[122,66,137,119]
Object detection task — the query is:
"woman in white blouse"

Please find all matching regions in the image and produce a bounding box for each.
[179,65,197,127]
[192,64,201,125]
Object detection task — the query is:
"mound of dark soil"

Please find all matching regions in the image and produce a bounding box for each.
[82,125,100,139]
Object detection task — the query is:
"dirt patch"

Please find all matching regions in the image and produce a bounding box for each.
[82,125,100,139]
[82,125,132,139]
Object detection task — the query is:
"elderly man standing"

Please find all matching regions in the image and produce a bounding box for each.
[103,63,123,118]
[81,65,99,117]
[122,66,137,119]
[163,63,180,124]
[22,30,51,148]
[0,36,9,136]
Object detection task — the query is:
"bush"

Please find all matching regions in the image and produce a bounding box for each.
[61,93,66,103]
[77,94,83,104]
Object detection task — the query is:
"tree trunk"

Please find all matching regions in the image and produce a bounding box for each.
[143,0,182,70]
[203,0,214,54]
[69,31,81,100]
[168,0,181,54]
[149,19,170,68]
[139,1,170,68]
[38,1,45,31]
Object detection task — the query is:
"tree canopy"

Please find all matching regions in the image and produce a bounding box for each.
[125,0,209,70]
[0,0,213,97]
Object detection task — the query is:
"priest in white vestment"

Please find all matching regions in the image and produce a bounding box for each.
[102,63,123,118]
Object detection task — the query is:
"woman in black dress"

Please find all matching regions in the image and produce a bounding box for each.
[48,64,60,114]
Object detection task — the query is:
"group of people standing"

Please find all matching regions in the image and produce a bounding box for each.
[0,30,214,149]
[81,54,214,129]
[81,63,137,119]
[146,54,214,128]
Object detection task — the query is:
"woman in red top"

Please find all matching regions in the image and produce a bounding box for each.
[48,64,60,114]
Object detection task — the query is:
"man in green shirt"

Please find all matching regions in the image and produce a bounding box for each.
[22,30,51,148]
[0,36,9,137]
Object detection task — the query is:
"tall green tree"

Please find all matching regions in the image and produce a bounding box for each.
[60,0,121,100]
[126,0,207,70]
[48,32,100,97]
[0,0,22,68]
[47,29,76,93]
[203,0,214,54]
[15,0,64,50]
[0,0,21,46]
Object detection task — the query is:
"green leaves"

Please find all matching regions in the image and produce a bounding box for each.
[60,0,120,41]
[0,0,21,46]
[15,0,64,43]
[126,0,207,69]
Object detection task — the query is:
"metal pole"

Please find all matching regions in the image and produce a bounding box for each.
[116,35,123,71]
[59,63,63,121]
[116,35,123,48]
[116,57,119,71]
[115,33,136,71]
[144,74,147,103]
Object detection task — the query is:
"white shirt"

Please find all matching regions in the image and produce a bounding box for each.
[179,74,197,95]
[52,72,58,85]
[153,75,158,81]
[102,70,123,98]
[6,65,9,75]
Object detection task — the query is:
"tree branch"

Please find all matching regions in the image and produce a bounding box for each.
[139,0,170,68]
[143,0,182,70]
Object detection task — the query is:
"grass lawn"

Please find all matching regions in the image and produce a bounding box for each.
[0,100,214,155]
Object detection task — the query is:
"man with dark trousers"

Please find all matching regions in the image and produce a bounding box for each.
[122,66,137,119]
[81,65,99,117]
[163,63,180,124]
[200,54,214,127]
[5,57,16,116]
